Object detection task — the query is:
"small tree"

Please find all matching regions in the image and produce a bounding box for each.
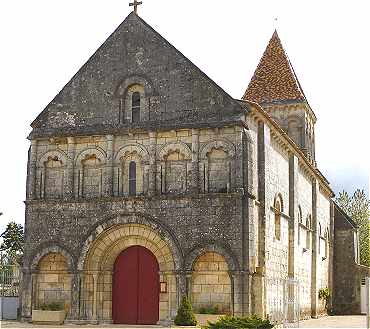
[336,190,370,267]
[174,296,197,326]
[0,222,24,264]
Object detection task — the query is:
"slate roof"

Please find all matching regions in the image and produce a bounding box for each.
[243,31,307,104]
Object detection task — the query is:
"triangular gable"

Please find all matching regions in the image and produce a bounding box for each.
[243,31,307,104]
[31,13,243,136]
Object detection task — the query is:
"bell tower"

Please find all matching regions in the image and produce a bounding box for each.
[243,31,316,164]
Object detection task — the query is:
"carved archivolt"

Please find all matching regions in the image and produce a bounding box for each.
[200,140,236,160]
[29,244,75,271]
[75,147,107,166]
[38,150,68,167]
[158,142,192,161]
[115,144,150,164]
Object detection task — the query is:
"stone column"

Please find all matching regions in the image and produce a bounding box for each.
[104,135,114,197]
[148,131,157,196]
[232,272,245,317]
[92,273,99,322]
[253,121,269,318]
[311,179,319,318]
[288,154,298,278]
[20,270,33,321]
[234,126,244,191]
[70,272,81,320]
[65,137,75,199]
[191,129,199,194]
[176,272,187,308]
[185,273,192,300]
[167,273,177,320]
[27,140,38,200]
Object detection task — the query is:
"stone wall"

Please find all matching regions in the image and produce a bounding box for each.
[191,252,232,313]
[333,205,370,315]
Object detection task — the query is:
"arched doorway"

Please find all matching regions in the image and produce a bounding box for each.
[112,245,159,324]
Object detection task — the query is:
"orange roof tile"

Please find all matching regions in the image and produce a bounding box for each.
[243,31,307,104]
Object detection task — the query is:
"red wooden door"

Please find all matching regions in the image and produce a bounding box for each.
[112,246,159,324]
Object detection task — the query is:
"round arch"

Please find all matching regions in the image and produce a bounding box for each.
[115,75,155,98]
[114,143,150,164]
[273,193,284,213]
[75,147,107,166]
[158,142,192,161]
[38,149,68,168]
[77,213,182,271]
[28,243,75,272]
[200,139,236,160]
[184,243,240,272]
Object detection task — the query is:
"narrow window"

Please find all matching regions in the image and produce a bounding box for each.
[132,92,140,123]
[318,223,322,254]
[306,216,311,249]
[274,200,281,241]
[129,161,137,196]
[298,207,302,245]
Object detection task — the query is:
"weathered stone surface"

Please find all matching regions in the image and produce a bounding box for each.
[22,9,354,325]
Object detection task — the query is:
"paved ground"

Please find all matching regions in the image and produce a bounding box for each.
[299,315,367,328]
[1,316,368,328]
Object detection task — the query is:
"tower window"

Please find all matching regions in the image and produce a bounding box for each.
[128,161,137,196]
[132,92,140,123]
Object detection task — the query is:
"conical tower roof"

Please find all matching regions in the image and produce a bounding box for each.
[243,31,307,104]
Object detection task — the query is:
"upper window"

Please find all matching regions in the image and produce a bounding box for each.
[132,92,140,123]
[306,215,312,249]
[298,206,302,245]
[128,161,137,196]
[274,199,282,241]
[123,84,144,123]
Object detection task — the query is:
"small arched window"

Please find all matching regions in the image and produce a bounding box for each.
[324,228,329,259]
[274,199,281,241]
[306,215,312,249]
[318,223,322,254]
[128,161,137,196]
[132,92,140,123]
[298,206,302,245]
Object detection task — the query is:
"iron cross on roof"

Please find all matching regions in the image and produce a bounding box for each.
[129,0,143,14]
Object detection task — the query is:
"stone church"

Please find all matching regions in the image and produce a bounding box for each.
[22,9,348,324]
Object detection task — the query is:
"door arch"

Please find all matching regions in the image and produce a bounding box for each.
[112,245,159,324]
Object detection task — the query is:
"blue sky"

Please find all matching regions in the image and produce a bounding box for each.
[0,0,369,233]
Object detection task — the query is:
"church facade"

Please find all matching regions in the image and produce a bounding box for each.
[22,12,335,324]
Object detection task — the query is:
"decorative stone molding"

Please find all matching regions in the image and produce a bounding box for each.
[115,74,155,98]
[200,139,236,160]
[114,143,150,164]
[75,147,107,166]
[28,244,75,272]
[77,212,182,271]
[38,150,68,167]
[158,142,192,161]
[184,243,240,272]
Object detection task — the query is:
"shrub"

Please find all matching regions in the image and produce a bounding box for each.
[318,287,331,310]
[174,296,197,326]
[203,315,274,329]
[39,302,64,311]
[198,305,220,314]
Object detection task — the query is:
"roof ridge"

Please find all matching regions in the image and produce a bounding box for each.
[133,14,239,106]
